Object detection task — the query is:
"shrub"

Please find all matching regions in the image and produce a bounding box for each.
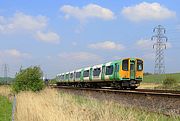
[162,77,178,87]
[49,78,57,85]
[12,66,45,93]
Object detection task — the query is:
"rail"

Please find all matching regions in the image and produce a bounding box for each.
[50,85,180,97]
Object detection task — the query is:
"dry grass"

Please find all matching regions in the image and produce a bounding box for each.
[0,85,11,97]
[15,88,134,121]
[15,88,179,121]
[138,83,161,89]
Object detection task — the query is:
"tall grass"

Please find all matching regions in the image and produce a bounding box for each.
[0,85,11,97]
[15,88,179,121]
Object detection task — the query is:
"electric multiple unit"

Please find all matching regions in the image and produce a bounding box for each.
[56,58,143,89]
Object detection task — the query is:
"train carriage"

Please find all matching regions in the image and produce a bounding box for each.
[56,58,143,89]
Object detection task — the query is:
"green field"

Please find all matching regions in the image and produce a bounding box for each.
[143,73,180,83]
[0,96,12,121]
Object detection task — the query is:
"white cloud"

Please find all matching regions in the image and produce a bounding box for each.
[136,39,153,50]
[35,31,60,44]
[121,2,176,22]
[0,49,31,58]
[136,39,172,50]
[60,4,115,22]
[58,52,102,62]
[0,12,47,33]
[89,41,125,50]
[0,12,61,44]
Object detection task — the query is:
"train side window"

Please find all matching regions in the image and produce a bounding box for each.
[83,70,89,77]
[122,60,128,71]
[105,65,113,75]
[75,72,81,78]
[70,73,73,79]
[93,68,101,76]
[62,75,64,80]
[59,76,61,80]
[66,74,69,79]
[137,60,143,71]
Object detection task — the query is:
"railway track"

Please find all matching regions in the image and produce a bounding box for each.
[50,85,180,116]
[51,85,180,97]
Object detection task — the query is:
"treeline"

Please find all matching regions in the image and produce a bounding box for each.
[143,72,153,76]
[0,77,14,85]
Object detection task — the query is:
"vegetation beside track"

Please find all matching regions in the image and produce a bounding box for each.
[12,66,45,93]
[142,73,180,90]
[14,88,179,121]
[143,73,180,83]
[0,86,12,121]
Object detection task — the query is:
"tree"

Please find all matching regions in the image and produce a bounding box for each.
[12,66,45,93]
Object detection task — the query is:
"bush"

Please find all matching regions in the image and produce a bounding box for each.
[162,77,178,87]
[49,78,57,85]
[12,66,45,93]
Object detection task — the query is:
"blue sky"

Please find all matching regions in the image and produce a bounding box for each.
[0,0,180,78]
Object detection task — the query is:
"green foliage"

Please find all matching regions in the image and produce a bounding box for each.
[162,77,178,87]
[12,66,45,93]
[0,96,12,121]
[49,78,57,84]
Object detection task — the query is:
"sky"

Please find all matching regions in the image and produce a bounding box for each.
[0,0,180,78]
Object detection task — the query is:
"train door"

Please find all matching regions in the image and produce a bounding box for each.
[101,65,105,81]
[89,68,93,81]
[114,63,119,80]
[130,60,135,80]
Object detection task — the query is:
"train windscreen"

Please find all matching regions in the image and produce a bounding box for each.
[137,60,143,71]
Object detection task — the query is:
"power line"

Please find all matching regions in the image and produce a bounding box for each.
[151,25,168,74]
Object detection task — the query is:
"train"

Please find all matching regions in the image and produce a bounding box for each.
[56,58,143,89]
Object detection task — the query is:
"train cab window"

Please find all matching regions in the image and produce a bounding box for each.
[106,65,113,75]
[75,72,81,78]
[83,70,89,77]
[137,60,143,71]
[93,68,101,76]
[122,59,129,71]
[70,73,73,79]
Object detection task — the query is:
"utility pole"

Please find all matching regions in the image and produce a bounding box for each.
[3,64,8,84]
[151,25,168,74]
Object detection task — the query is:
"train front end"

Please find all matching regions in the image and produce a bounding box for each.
[120,58,143,89]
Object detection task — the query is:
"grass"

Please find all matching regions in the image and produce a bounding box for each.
[15,88,180,121]
[0,86,12,121]
[138,83,161,89]
[0,86,11,97]
[143,73,180,83]
[0,96,12,121]
[142,73,180,90]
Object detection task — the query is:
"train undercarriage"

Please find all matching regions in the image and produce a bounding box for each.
[56,80,141,90]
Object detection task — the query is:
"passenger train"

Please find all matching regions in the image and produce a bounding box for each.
[56,58,143,89]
